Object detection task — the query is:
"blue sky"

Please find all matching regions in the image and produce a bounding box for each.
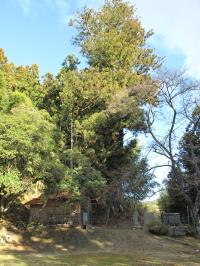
[1,0,76,76]
[0,0,189,76]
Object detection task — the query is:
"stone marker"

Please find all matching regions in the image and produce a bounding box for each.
[161,213,181,226]
[83,212,89,225]
[168,226,186,237]
[132,210,140,226]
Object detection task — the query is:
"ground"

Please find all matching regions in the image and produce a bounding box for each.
[1,222,200,265]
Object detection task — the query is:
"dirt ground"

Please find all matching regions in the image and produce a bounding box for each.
[1,223,200,265]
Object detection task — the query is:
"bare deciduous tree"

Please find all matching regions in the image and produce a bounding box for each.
[146,69,200,229]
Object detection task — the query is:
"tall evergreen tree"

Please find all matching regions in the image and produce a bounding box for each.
[42,0,159,216]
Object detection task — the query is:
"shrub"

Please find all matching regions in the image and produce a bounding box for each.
[148,222,168,235]
[27,221,45,232]
[184,225,196,237]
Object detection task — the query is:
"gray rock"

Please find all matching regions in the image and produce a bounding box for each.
[168,226,186,237]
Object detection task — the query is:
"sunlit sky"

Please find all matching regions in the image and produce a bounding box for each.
[1,0,199,198]
[2,0,196,76]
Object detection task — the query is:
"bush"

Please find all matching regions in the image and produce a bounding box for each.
[184,225,196,237]
[14,220,27,229]
[5,202,29,229]
[148,222,168,235]
[27,221,44,229]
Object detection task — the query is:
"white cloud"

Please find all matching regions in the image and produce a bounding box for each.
[17,0,31,14]
[132,0,200,79]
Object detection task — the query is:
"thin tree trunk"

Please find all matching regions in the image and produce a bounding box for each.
[70,116,74,170]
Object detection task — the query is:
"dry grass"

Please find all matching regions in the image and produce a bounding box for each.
[1,251,200,266]
[1,224,200,265]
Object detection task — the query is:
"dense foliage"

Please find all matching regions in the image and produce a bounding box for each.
[0,63,56,214]
[0,0,159,218]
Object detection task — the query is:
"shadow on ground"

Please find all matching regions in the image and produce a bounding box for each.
[1,224,200,265]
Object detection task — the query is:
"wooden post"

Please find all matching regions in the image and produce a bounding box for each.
[187,205,190,224]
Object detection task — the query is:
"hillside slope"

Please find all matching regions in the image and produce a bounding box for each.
[1,222,200,265]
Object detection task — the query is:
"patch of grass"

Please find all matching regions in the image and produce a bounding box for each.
[1,252,200,266]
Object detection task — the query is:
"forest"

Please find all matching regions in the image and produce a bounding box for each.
[0,0,199,232]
